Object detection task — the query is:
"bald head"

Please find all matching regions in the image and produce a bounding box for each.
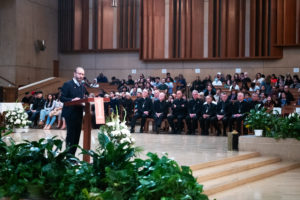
[74,67,85,83]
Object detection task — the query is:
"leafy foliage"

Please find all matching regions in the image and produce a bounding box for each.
[0,113,208,200]
[245,105,300,140]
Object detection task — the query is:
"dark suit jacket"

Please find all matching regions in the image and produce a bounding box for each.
[135,97,153,115]
[171,98,188,116]
[187,98,203,116]
[232,101,250,116]
[201,103,217,117]
[216,100,232,117]
[61,79,88,118]
[31,98,45,111]
[153,100,169,117]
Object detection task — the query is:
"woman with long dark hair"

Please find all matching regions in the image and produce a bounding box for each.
[39,94,55,125]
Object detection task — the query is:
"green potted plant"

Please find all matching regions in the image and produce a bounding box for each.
[245,105,272,136]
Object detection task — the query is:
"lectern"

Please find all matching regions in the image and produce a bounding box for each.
[65,97,110,162]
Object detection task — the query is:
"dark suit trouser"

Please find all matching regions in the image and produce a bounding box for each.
[200,116,217,135]
[131,113,149,131]
[186,115,198,133]
[27,110,40,125]
[167,114,185,132]
[153,115,166,129]
[230,116,246,134]
[65,111,83,155]
[217,116,230,135]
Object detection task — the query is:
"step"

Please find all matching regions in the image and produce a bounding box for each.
[190,152,260,171]
[202,162,300,196]
[194,156,281,182]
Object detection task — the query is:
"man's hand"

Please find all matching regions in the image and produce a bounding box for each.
[190,113,196,118]
[144,111,149,115]
[217,115,224,120]
[72,97,81,101]
[203,114,210,119]
[31,110,36,113]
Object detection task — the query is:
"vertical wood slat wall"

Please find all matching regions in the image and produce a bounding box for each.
[59,0,139,52]
[59,0,300,59]
[276,0,300,46]
[58,0,74,51]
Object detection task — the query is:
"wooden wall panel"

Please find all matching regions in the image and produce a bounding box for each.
[153,0,165,58]
[220,0,228,57]
[74,0,82,50]
[191,0,204,58]
[102,0,114,49]
[284,0,297,44]
[227,0,239,57]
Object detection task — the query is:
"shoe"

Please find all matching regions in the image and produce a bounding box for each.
[156,126,160,134]
[130,128,134,133]
[38,120,44,126]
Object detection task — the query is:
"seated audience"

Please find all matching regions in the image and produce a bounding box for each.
[97,73,108,83]
[167,90,187,134]
[157,78,168,93]
[279,92,290,107]
[186,90,203,135]
[291,75,300,88]
[228,90,237,101]
[153,92,169,134]
[130,90,152,133]
[200,95,217,135]
[216,92,232,136]
[253,73,265,84]
[166,72,174,82]
[264,95,275,109]
[250,93,263,109]
[191,76,204,92]
[229,81,240,91]
[39,94,55,126]
[27,91,45,127]
[230,92,250,134]
[90,79,99,88]
[127,75,135,85]
[165,77,174,94]
[44,96,64,130]
[204,84,216,96]
[21,92,32,104]
[283,85,294,102]
[214,88,222,102]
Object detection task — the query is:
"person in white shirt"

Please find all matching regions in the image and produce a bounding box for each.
[229,81,240,91]
[90,78,99,88]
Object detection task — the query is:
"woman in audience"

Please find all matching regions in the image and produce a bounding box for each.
[264,95,275,109]
[39,94,55,126]
[233,73,241,83]
[253,73,264,84]
[229,81,240,91]
[279,92,290,107]
[224,79,232,89]
[271,74,278,84]
[44,96,64,130]
[204,84,216,96]
[276,75,285,87]
[271,94,280,107]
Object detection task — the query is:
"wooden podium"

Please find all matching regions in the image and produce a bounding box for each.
[65,97,110,162]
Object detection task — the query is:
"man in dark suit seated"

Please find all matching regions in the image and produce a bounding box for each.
[130,89,153,133]
[249,93,263,110]
[230,92,250,135]
[186,90,203,134]
[61,67,88,155]
[199,95,217,135]
[27,91,45,127]
[167,90,188,134]
[153,92,169,134]
[216,92,232,136]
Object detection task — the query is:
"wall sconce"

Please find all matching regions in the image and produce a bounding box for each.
[111,0,117,7]
[35,40,46,52]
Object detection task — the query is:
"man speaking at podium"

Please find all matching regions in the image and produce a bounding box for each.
[61,67,88,155]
